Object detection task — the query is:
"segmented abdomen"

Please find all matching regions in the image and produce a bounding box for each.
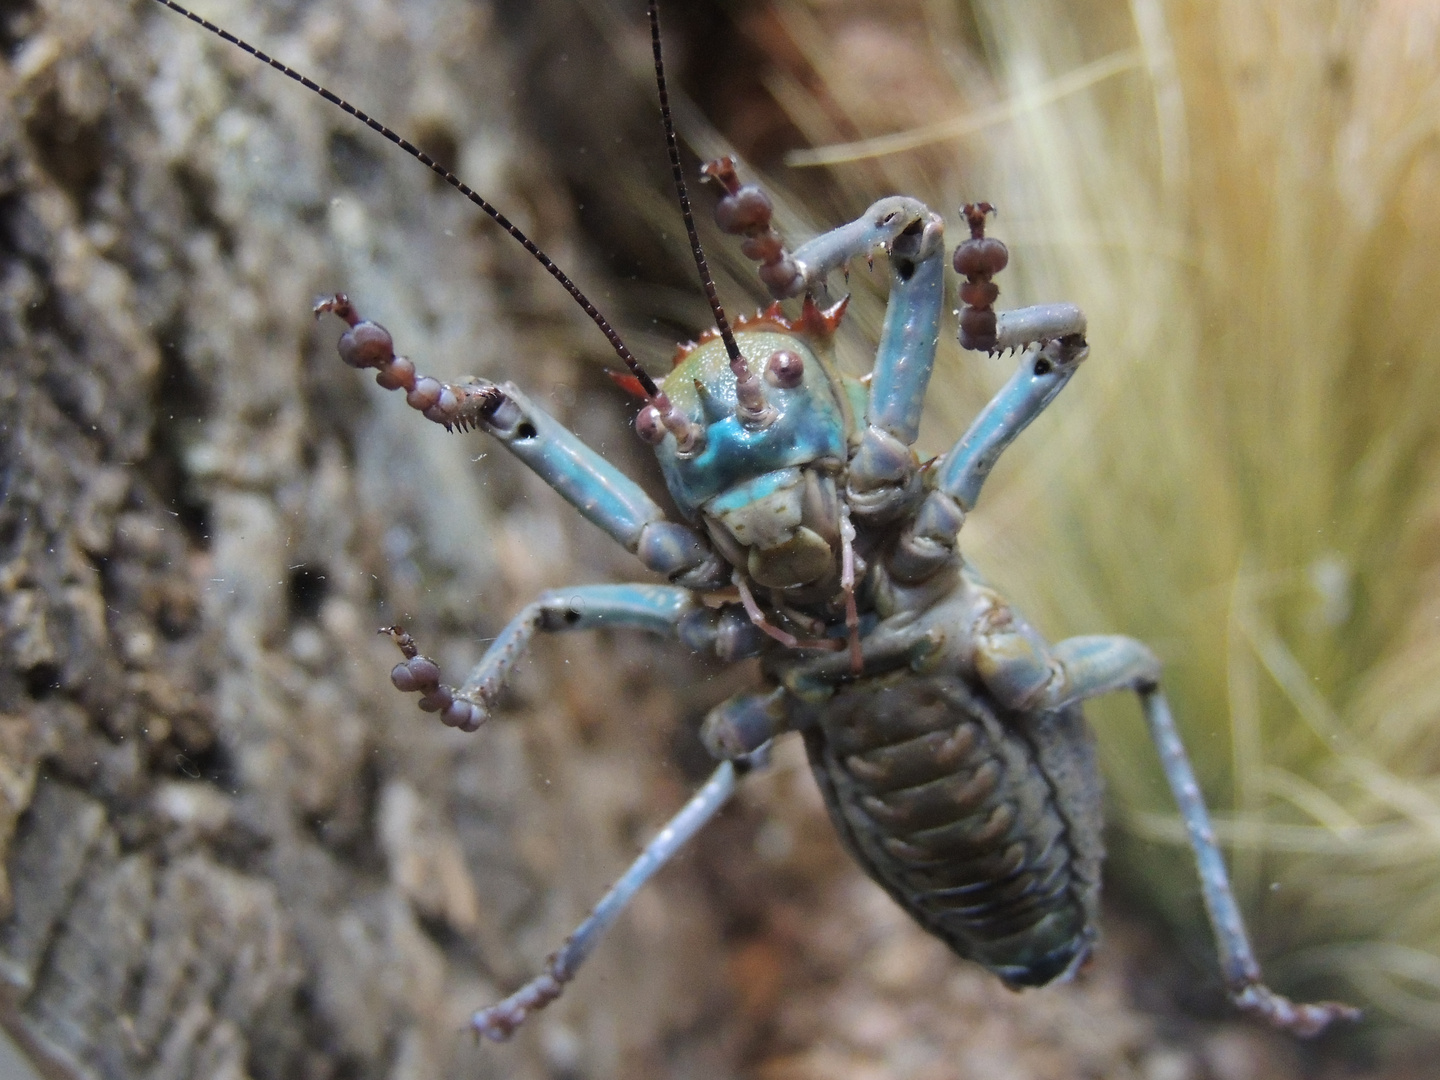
[803,673,1103,986]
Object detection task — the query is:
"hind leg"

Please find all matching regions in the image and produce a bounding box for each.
[972,632,1360,1035]
[471,760,740,1040]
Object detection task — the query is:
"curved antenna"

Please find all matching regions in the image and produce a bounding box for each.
[646,0,773,427]
[150,0,662,400]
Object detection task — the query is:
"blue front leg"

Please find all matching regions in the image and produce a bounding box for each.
[866,214,947,444]
[937,333,1089,511]
[787,199,948,523]
[848,227,947,523]
[317,295,725,587]
[780,196,946,442]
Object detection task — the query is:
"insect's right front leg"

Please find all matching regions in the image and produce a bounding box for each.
[316,295,727,589]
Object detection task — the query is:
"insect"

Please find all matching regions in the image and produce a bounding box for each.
[157,0,1359,1044]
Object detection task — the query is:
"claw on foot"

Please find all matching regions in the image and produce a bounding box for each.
[470,962,569,1042]
[1232,982,1361,1038]
[316,294,504,432]
[379,625,488,731]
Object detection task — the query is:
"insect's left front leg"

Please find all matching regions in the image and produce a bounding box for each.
[972,630,1361,1036]
[918,203,1090,524]
[933,328,1090,514]
[848,203,949,523]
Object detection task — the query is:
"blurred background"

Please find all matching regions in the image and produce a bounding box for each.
[1,0,1437,1077]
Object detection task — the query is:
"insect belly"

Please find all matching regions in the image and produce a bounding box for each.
[802,672,1104,987]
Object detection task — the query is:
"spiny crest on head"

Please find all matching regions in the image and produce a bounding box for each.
[670,297,850,368]
[606,371,651,400]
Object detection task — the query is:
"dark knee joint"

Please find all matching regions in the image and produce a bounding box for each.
[701,689,786,760]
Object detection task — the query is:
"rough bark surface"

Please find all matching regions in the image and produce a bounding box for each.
[1,1,735,1076]
[0,1,1426,1079]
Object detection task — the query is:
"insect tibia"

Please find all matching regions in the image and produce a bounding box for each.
[992,305,1088,355]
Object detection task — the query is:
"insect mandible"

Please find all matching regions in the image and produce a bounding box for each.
[155,0,1360,1043]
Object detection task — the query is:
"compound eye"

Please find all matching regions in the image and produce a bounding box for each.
[765,349,804,389]
[635,403,666,445]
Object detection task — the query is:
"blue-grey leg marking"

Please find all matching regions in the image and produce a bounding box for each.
[471,761,739,1041]
[973,631,1361,1035]
[992,303,1086,354]
[455,584,697,722]
[785,196,940,296]
[1138,688,1359,1033]
[937,334,1089,512]
[482,385,723,584]
[865,214,947,445]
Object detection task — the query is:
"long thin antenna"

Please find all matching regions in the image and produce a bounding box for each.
[647,0,772,427]
[150,0,661,399]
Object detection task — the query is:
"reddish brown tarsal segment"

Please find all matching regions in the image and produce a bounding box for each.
[315,293,505,433]
[953,203,1009,354]
[701,156,804,297]
[380,626,486,732]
